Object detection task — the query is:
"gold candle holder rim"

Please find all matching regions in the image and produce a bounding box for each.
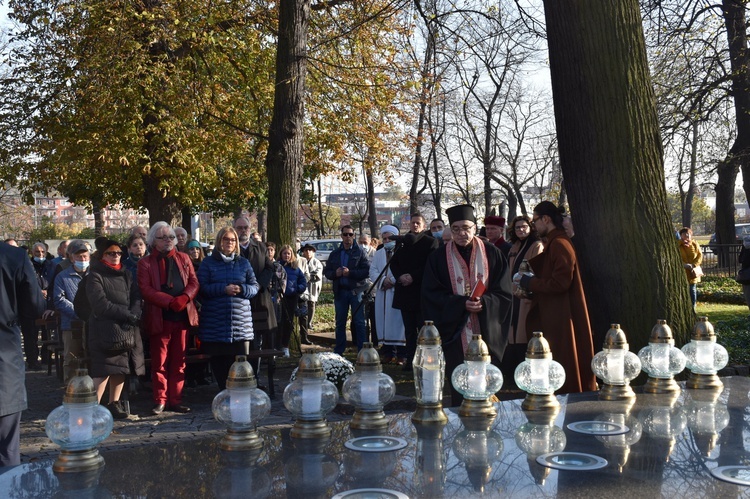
[603,324,629,350]
[648,319,675,345]
[525,332,552,359]
[226,356,258,389]
[297,351,325,379]
[464,334,491,362]
[692,316,716,341]
[355,342,383,373]
[64,369,97,404]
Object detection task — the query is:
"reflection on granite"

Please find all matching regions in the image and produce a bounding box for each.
[1,377,749,498]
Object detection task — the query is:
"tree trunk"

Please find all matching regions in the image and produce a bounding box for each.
[265,0,309,249]
[181,207,192,237]
[316,177,324,238]
[721,0,750,267]
[257,209,267,242]
[92,200,104,237]
[142,174,180,226]
[409,27,435,214]
[543,0,694,349]
[365,168,378,236]
[681,121,698,228]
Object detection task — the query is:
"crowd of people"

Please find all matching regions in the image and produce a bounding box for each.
[0,202,708,464]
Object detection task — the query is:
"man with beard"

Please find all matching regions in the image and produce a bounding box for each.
[389,212,439,371]
[234,216,277,377]
[514,201,597,394]
[422,204,512,406]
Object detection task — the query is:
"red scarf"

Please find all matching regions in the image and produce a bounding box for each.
[101,260,122,271]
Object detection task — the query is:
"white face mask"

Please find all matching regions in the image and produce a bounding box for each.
[384,241,396,251]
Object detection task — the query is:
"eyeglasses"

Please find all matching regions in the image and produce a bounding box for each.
[104,251,123,257]
[156,235,176,241]
[515,225,530,231]
[451,225,476,234]
[342,233,355,237]
[222,237,237,243]
[532,216,541,223]
[235,226,250,231]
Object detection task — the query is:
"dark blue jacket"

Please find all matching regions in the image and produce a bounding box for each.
[324,241,371,293]
[281,262,307,297]
[197,251,259,343]
[0,243,45,416]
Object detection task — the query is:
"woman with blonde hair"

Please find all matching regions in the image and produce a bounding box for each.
[197,227,258,390]
[277,244,307,357]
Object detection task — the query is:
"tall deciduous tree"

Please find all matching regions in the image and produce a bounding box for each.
[265,0,309,248]
[543,0,694,347]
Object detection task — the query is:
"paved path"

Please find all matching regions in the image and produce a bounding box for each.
[19,333,415,464]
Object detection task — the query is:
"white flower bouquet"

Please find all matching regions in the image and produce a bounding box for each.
[290,352,355,387]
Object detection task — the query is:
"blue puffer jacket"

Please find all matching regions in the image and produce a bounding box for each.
[197,251,259,343]
[281,261,307,298]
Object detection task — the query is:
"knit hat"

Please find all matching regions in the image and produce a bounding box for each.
[95,237,121,254]
[187,240,202,250]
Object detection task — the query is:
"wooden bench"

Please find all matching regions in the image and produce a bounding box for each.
[144,348,284,397]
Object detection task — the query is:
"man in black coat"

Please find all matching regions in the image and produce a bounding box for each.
[389,212,439,370]
[0,241,45,466]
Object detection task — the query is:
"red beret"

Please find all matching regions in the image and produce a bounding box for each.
[484,216,506,227]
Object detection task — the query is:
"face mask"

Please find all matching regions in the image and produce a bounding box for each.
[384,241,396,251]
[74,260,90,271]
[33,256,45,264]
[432,230,443,239]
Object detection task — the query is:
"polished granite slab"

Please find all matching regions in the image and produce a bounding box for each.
[1,377,749,498]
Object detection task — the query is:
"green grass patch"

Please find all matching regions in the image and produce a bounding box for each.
[698,276,746,304]
[695,302,749,365]
[696,302,748,323]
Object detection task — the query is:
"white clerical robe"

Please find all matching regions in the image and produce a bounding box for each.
[369,247,405,346]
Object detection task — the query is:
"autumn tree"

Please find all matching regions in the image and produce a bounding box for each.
[643,1,750,267]
[542,0,694,348]
[1,1,276,225]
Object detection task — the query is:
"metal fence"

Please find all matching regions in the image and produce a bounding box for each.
[699,244,742,278]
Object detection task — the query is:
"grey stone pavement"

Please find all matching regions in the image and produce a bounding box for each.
[19,331,417,464]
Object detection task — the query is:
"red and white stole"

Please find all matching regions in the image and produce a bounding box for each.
[446,237,489,352]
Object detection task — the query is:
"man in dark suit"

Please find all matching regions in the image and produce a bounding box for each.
[0,241,45,466]
[389,212,439,370]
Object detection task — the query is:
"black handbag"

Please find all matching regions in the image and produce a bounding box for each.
[736,267,750,285]
[102,322,137,353]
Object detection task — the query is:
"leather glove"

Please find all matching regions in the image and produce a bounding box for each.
[127,314,140,326]
[169,294,190,312]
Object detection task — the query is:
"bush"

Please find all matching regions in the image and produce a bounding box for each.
[714,318,750,365]
[698,276,745,304]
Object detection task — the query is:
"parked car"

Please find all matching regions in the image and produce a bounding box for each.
[298,238,341,266]
[708,223,750,253]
